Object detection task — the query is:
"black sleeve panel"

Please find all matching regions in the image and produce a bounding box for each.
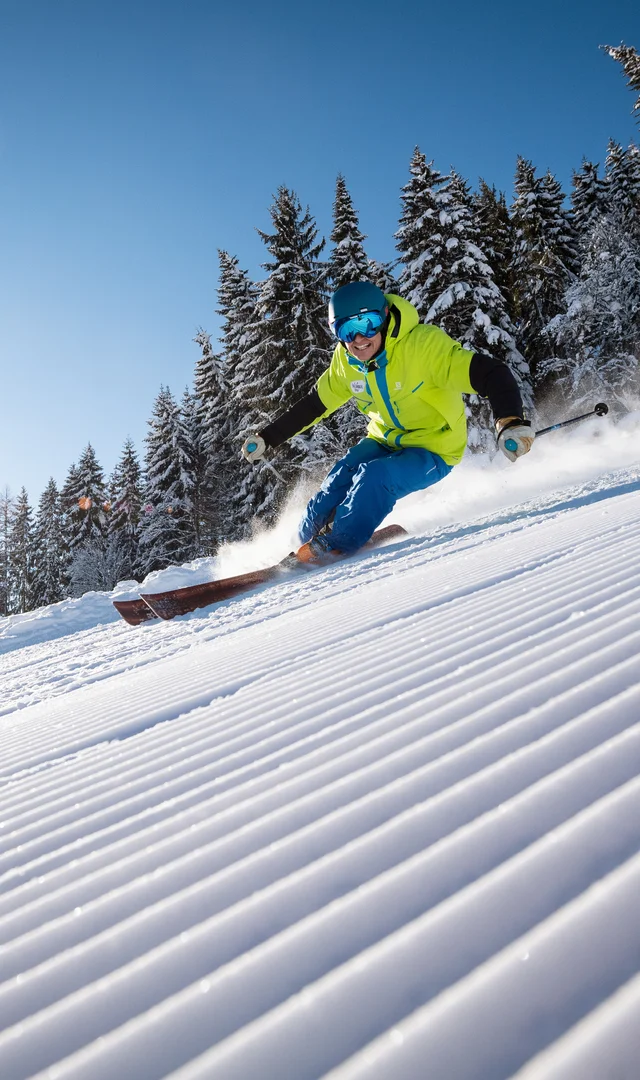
[259,388,327,448]
[469,352,524,422]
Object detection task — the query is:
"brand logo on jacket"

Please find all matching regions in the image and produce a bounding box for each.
[350,380,366,393]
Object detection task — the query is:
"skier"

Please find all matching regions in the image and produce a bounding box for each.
[241,281,534,563]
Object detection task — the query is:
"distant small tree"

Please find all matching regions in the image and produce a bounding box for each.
[107,437,143,583]
[138,386,197,574]
[7,488,35,614]
[0,488,15,616]
[32,478,66,608]
[65,445,109,557]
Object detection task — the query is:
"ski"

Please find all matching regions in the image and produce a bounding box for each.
[113,525,407,625]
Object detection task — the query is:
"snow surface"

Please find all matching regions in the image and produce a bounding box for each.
[1,411,640,1079]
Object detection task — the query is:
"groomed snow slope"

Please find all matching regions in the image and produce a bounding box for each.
[1,423,640,1079]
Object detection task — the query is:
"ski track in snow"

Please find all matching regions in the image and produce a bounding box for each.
[0,445,639,1078]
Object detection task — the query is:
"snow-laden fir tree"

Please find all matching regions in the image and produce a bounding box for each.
[604,140,640,239]
[328,175,369,290]
[179,385,208,555]
[545,211,640,411]
[571,160,608,240]
[419,170,532,447]
[366,258,402,295]
[395,147,447,320]
[474,180,518,322]
[511,157,578,389]
[32,478,66,608]
[65,445,109,556]
[0,487,13,616]
[7,488,35,614]
[215,251,265,538]
[138,386,198,574]
[235,187,338,528]
[193,328,237,547]
[603,43,640,128]
[106,437,143,583]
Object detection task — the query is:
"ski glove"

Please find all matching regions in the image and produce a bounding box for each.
[496,417,535,462]
[241,434,266,463]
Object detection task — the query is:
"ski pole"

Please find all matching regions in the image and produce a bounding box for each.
[504,402,609,453]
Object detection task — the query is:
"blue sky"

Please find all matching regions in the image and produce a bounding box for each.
[1,0,638,504]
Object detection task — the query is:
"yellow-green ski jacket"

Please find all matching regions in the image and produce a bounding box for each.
[314,294,475,465]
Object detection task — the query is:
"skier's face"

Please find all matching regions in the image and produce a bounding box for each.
[347,331,383,363]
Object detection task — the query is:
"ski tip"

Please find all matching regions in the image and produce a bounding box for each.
[113,598,159,626]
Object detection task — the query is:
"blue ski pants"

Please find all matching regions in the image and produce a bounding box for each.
[298,438,452,553]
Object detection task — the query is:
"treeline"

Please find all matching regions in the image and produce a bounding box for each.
[1,43,639,617]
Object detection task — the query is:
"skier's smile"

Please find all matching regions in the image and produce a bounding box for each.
[347,331,382,361]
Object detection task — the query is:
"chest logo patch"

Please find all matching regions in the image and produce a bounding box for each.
[395,382,402,390]
[350,380,366,394]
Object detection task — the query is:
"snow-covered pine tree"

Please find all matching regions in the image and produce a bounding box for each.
[138,386,198,574]
[604,139,640,239]
[0,488,15,616]
[216,251,264,539]
[65,445,113,597]
[179,386,207,555]
[32,478,66,608]
[66,445,109,555]
[545,211,640,411]
[571,160,608,240]
[235,187,337,527]
[395,147,447,320]
[328,174,369,289]
[474,180,518,322]
[511,157,578,390]
[193,328,237,548]
[603,43,640,128]
[107,437,143,582]
[366,258,402,295]
[7,488,35,614]
[420,170,532,447]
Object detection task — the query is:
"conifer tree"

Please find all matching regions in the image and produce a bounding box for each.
[603,43,640,128]
[366,259,402,295]
[0,488,15,616]
[32,478,66,608]
[395,147,447,319]
[179,386,206,554]
[193,329,234,546]
[328,174,369,289]
[138,386,197,573]
[474,180,517,321]
[216,251,264,538]
[571,160,607,240]
[236,187,337,526]
[66,444,109,555]
[604,140,640,238]
[511,157,578,388]
[7,488,35,614]
[107,438,143,582]
[546,212,640,410]
[421,170,532,445]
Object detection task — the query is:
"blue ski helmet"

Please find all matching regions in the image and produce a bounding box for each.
[328,281,388,334]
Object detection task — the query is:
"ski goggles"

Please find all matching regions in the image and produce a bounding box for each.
[332,309,386,344]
